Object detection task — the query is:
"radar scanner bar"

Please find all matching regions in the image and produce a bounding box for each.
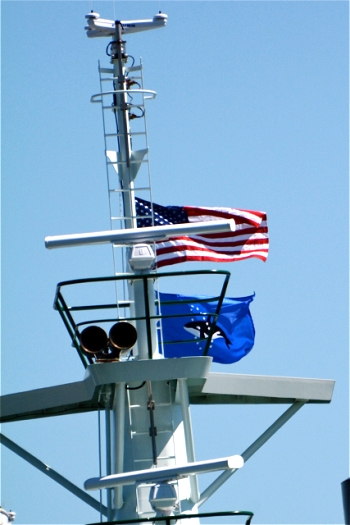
[85,455,244,491]
[85,12,168,38]
[45,219,235,249]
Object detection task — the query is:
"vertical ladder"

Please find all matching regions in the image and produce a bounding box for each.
[95,61,155,280]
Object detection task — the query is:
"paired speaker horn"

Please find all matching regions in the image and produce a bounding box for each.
[80,322,137,360]
[109,321,137,351]
[80,325,108,355]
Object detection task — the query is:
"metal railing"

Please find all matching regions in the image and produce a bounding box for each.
[87,510,253,525]
[54,269,230,367]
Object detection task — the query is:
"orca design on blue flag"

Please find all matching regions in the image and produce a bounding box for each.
[158,293,255,364]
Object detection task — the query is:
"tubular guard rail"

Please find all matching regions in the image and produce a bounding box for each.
[54,270,230,368]
[87,510,254,525]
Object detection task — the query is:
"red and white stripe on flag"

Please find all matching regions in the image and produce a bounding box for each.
[154,206,269,268]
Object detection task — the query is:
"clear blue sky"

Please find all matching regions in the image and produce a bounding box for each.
[1,1,348,524]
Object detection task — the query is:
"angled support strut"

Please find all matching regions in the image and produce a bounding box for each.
[0,433,108,517]
[197,400,307,507]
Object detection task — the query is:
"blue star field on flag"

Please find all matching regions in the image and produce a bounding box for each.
[158,292,256,364]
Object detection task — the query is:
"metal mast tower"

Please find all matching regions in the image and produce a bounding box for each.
[0,11,334,525]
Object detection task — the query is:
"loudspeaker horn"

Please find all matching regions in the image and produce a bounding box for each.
[109,322,138,351]
[80,325,108,355]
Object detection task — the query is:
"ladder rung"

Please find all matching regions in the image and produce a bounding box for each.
[102,104,145,111]
[125,65,142,72]
[108,187,152,193]
[107,188,132,194]
[109,213,136,219]
[133,457,176,462]
[100,76,142,82]
[107,159,148,166]
[105,132,146,137]
[131,431,175,436]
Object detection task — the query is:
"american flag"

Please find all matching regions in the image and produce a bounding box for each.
[135,197,269,268]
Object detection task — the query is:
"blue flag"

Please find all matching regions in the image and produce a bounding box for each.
[158,293,255,364]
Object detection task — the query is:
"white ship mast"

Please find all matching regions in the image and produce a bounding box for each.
[0,11,335,525]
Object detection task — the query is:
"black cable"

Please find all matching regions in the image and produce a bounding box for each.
[127,55,135,68]
[125,381,146,390]
[128,106,145,120]
[112,79,121,151]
